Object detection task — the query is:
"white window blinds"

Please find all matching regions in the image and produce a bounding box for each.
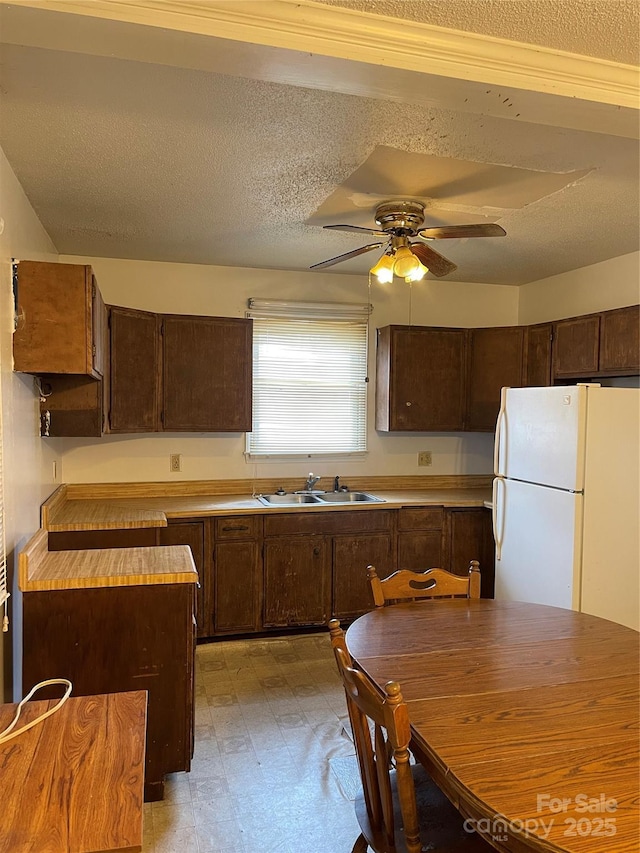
[0,366,8,632]
[246,300,369,456]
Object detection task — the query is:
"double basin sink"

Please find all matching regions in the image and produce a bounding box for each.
[256,491,384,507]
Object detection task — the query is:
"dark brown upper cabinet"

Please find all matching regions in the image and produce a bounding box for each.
[109,306,160,433]
[552,315,600,378]
[13,260,106,378]
[376,326,467,431]
[524,323,553,387]
[598,305,640,375]
[108,310,252,433]
[465,326,525,431]
[552,306,639,380]
[161,314,252,432]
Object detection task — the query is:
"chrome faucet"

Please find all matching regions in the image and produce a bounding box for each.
[304,472,321,492]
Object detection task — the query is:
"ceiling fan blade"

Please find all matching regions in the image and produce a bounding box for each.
[310,242,386,270]
[418,223,507,239]
[324,224,388,237]
[411,242,457,278]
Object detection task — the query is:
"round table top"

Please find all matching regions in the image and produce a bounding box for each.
[345,598,639,853]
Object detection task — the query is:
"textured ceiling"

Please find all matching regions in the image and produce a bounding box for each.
[0,1,638,285]
[323,0,640,64]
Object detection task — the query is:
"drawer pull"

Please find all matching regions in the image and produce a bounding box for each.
[222,525,249,532]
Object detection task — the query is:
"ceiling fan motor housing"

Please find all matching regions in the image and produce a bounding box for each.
[374,201,425,235]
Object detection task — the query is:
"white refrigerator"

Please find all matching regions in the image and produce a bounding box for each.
[492,384,640,630]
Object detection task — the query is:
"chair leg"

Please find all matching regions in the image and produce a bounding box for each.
[351,833,369,853]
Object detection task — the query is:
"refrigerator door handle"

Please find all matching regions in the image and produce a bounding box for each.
[493,387,508,476]
[493,476,505,560]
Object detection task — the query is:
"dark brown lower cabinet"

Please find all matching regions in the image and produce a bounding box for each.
[397,507,445,570]
[48,527,158,550]
[22,582,195,802]
[263,537,331,627]
[211,516,262,635]
[447,508,495,598]
[214,539,262,633]
[332,533,393,620]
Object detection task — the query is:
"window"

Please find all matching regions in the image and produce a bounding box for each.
[246,300,369,457]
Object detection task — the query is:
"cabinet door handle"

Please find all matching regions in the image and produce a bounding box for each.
[405,401,412,407]
[222,525,249,532]
[313,547,321,556]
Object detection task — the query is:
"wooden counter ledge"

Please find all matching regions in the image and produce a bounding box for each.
[19,529,198,592]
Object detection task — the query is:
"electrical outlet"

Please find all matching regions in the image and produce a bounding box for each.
[418,451,432,467]
[170,453,182,473]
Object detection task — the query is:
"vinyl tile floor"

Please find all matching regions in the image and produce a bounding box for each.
[144,632,362,853]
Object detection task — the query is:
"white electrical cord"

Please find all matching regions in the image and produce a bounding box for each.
[0,679,72,745]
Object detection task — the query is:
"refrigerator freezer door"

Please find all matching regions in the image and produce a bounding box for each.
[495,386,587,491]
[494,478,583,610]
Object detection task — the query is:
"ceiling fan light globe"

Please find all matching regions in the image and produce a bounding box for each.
[393,246,420,278]
[376,269,394,284]
[405,261,428,282]
[370,252,395,283]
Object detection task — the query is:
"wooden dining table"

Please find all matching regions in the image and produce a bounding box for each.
[345,598,639,853]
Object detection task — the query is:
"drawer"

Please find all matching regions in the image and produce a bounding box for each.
[214,516,262,540]
[397,507,444,531]
[264,510,393,538]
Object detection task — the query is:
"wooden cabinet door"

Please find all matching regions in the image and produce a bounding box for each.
[397,530,444,570]
[553,315,600,378]
[599,306,640,374]
[13,260,103,378]
[397,506,445,570]
[446,508,495,599]
[466,327,525,431]
[157,521,207,638]
[214,540,262,634]
[91,274,107,378]
[162,315,252,431]
[109,306,160,432]
[376,326,466,431]
[524,323,553,387]
[263,536,330,627]
[332,533,392,620]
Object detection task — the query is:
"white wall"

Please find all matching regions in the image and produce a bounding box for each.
[56,255,520,483]
[518,252,640,324]
[0,149,59,700]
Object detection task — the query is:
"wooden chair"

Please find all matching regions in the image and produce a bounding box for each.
[328,619,491,853]
[368,560,481,608]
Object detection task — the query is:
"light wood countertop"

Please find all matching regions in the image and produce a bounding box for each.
[44,478,493,532]
[19,529,198,592]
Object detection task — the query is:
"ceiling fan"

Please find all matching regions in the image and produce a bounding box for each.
[310,200,506,279]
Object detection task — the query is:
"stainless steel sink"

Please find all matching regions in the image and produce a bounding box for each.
[256,493,323,506]
[256,491,384,507]
[317,492,384,503]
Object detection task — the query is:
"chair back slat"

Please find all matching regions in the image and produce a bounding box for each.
[369,560,481,607]
[329,619,422,853]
